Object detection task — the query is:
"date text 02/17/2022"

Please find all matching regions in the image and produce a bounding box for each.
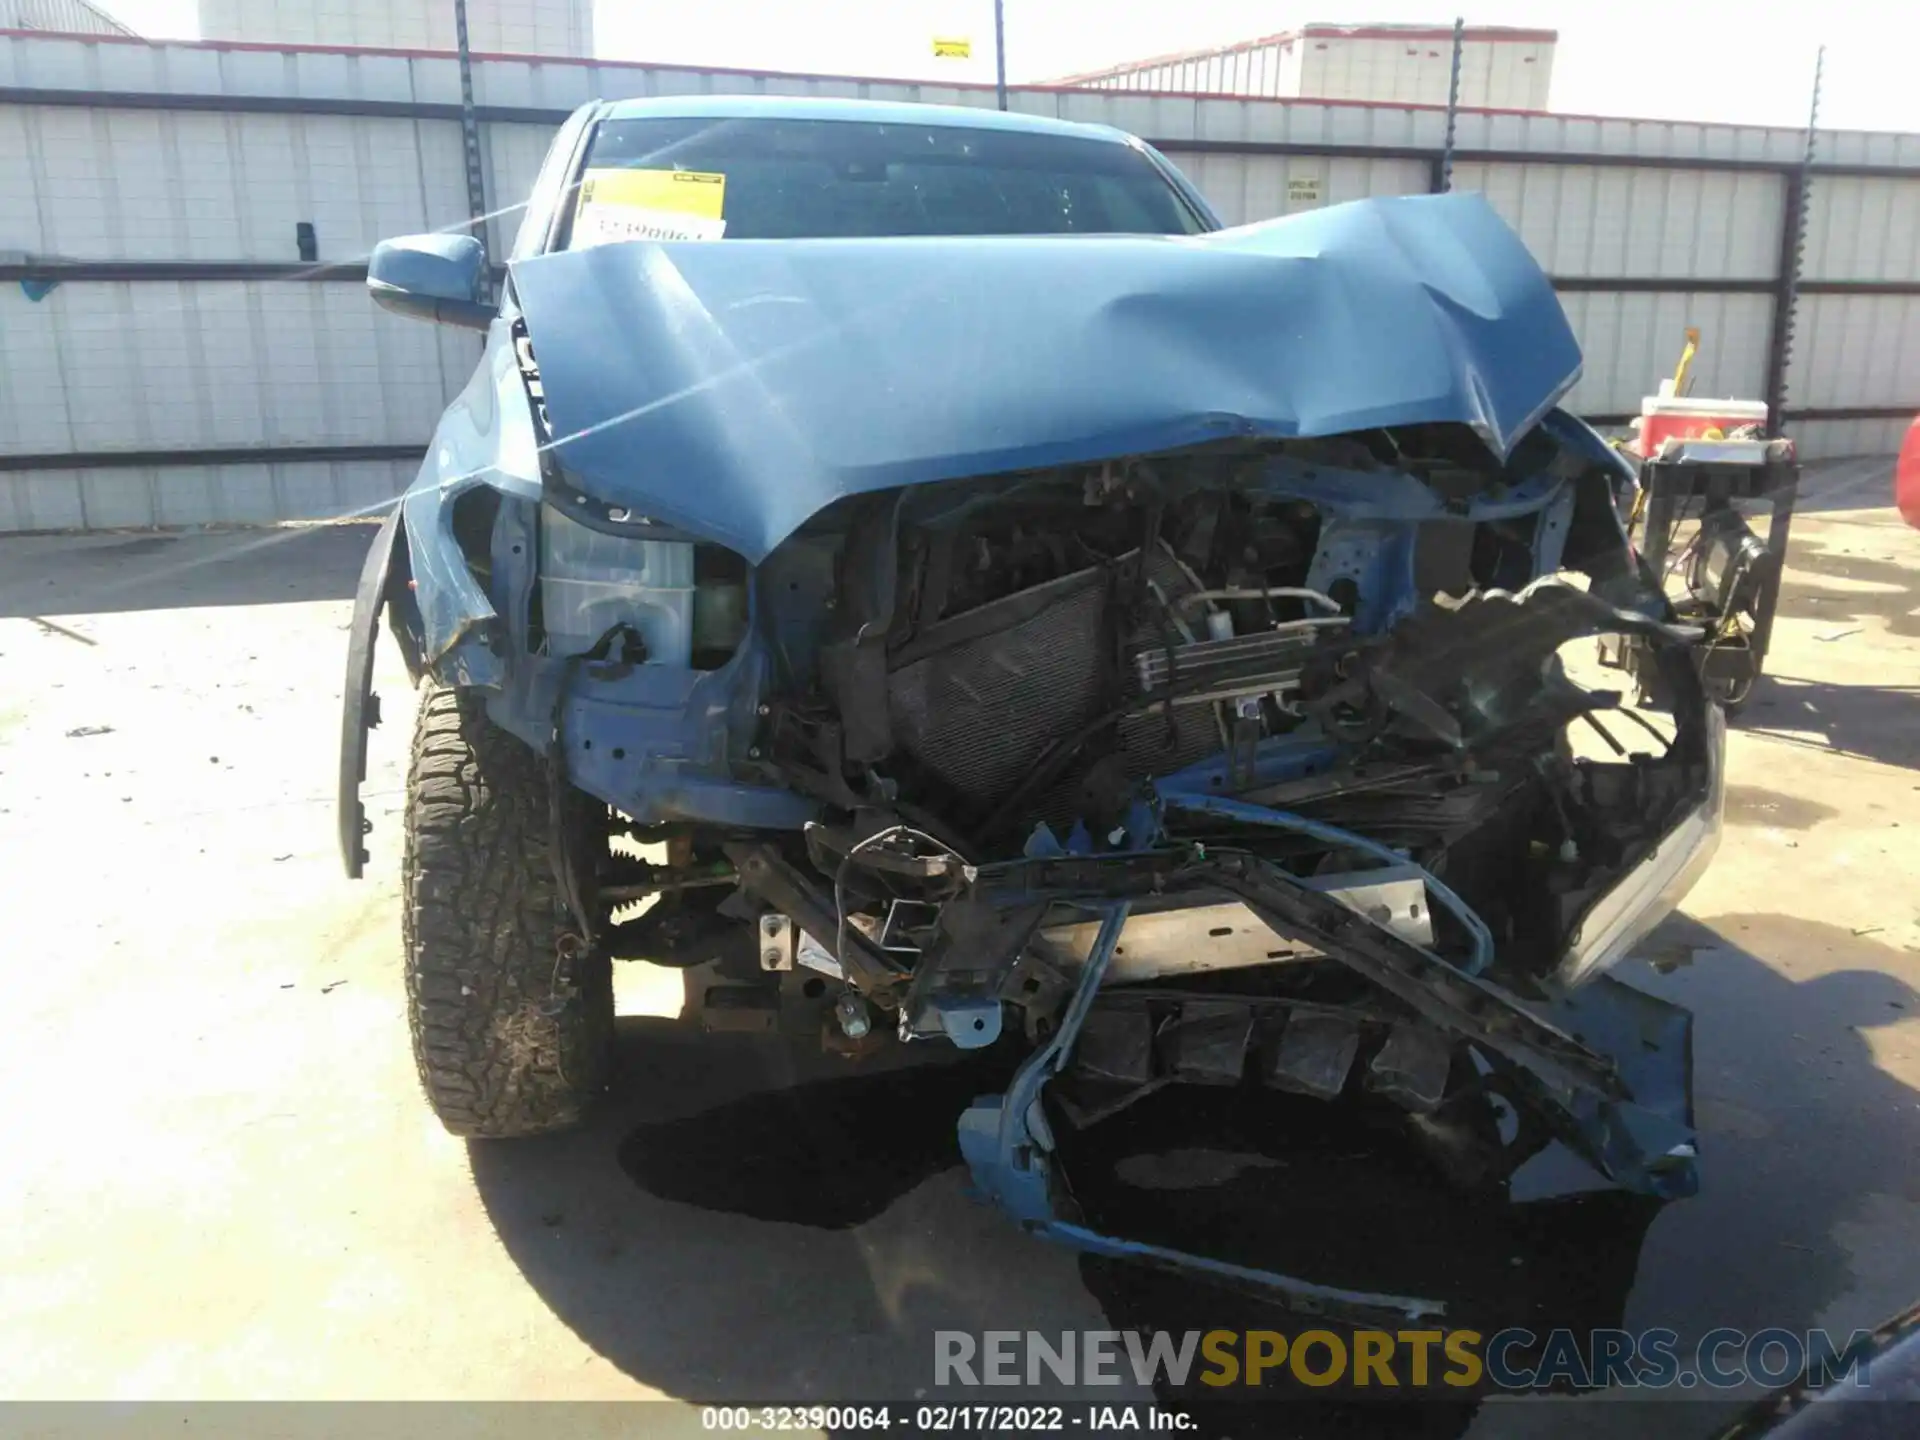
[700,1405,1195,1431]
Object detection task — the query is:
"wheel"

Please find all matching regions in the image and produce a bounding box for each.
[402,684,613,1137]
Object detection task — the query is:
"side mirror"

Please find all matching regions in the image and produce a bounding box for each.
[367,234,496,330]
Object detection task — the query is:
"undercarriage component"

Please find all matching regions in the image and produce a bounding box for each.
[757,913,795,971]
[1367,1023,1455,1113]
[722,843,907,1003]
[958,900,1449,1323]
[1075,1008,1157,1086]
[700,985,781,1033]
[1037,865,1432,983]
[952,841,1698,1195]
[833,992,873,1039]
[954,846,1695,1312]
[1207,850,1623,1102]
[1265,1012,1363,1099]
[1163,1001,1255,1085]
[1158,792,1498,976]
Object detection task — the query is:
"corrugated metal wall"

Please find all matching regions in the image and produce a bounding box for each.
[1,105,469,261]
[1557,292,1775,417]
[196,0,594,57]
[1447,162,1784,278]
[0,280,477,451]
[2,32,1916,531]
[1170,152,1429,224]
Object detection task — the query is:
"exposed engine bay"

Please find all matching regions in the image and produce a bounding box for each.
[339,188,1735,1321]
[570,418,1721,1315]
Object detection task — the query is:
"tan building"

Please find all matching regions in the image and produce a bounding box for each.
[0,0,135,35]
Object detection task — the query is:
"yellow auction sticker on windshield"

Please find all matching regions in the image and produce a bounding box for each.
[573,168,727,245]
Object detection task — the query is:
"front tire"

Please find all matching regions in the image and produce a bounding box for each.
[403,685,612,1137]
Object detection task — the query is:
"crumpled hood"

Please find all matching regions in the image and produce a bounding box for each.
[510,191,1580,563]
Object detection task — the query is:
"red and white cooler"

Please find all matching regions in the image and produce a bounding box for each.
[1630,395,1770,459]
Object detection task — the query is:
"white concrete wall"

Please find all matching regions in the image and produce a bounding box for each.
[1,32,1915,530]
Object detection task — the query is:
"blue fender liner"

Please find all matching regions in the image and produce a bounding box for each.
[338,508,416,878]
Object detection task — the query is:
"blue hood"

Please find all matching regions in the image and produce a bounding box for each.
[510,192,1581,563]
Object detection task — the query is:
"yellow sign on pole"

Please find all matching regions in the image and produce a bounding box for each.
[932,37,972,59]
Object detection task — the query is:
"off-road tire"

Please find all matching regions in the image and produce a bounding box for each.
[403,684,612,1137]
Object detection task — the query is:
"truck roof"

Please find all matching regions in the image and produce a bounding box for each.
[596,94,1134,145]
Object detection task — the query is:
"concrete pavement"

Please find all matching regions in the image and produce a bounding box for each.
[1,465,1916,1434]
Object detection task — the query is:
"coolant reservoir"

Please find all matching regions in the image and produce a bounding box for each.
[539,506,694,664]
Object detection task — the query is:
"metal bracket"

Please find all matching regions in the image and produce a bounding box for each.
[758,913,794,972]
[723,843,904,1001]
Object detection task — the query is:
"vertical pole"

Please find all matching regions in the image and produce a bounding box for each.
[454,0,492,302]
[1763,172,1806,437]
[1764,46,1824,437]
[994,0,1008,111]
[1438,16,1465,192]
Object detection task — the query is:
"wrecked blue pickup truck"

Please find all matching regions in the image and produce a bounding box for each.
[340,97,1722,1318]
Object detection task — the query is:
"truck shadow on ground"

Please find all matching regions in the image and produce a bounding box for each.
[467,916,1920,1438]
[1739,675,1920,770]
[1774,545,1918,642]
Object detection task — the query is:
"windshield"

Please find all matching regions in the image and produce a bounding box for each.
[562,115,1205,244]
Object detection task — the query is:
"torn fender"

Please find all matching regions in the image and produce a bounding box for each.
[510,192,1583,563]
[338,508,412,878]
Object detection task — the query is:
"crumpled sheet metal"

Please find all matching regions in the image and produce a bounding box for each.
[955,855,1697,1315]
[510,192,1582,563]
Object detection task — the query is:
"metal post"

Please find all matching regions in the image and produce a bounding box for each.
[453,0,492,301]
[993,0,1008,111]
[1438,17,1465,192]
[1763,46,1823,436]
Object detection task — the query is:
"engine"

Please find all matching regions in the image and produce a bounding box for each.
[727,429,1716,1001]
[886,544,1345,832]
